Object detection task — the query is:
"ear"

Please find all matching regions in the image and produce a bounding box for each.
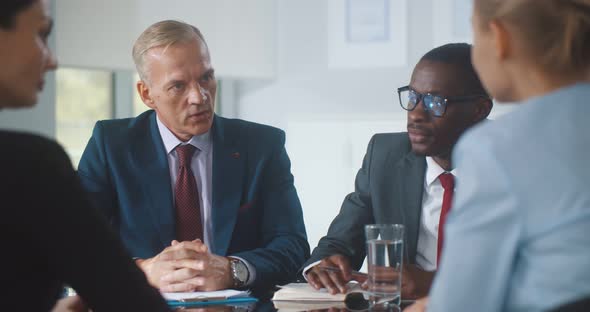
[489,20,511,61]
[472,98,493,123]
[137,80,156,110]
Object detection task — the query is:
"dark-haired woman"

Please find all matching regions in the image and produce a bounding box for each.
[0,1,170,311]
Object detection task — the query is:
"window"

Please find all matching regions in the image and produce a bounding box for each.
[55,68,113,168]
[56,70,225,168]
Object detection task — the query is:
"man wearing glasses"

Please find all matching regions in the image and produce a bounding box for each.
[303,43,493,299]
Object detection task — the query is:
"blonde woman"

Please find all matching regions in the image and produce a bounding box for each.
[409,0,590,311]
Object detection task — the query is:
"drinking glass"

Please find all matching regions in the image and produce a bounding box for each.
[365,224,404,308]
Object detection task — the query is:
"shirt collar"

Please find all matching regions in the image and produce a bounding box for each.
[156,115,211,154]
[425,156,457,187]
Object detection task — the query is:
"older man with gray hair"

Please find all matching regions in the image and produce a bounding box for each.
[78,20,309,292]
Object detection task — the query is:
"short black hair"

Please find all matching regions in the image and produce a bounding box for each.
[0,0,37,30]
[420,43,488,96]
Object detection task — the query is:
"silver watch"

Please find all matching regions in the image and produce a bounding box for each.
[229,258,249,288]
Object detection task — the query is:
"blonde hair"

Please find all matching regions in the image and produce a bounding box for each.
[132,20,207,81]
[474,0,590,76]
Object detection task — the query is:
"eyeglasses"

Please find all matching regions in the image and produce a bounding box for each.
[397,86,490,117]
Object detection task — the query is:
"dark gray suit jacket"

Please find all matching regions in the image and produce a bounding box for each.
[304,132,427,270]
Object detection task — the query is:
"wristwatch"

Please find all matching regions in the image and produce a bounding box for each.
[229,258,249,288]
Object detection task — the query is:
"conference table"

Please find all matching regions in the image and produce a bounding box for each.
[170,288,414,311]
[171,300,410,311]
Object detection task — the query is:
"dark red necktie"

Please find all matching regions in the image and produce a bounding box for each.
[437,172,455,266]
[174,144,203,242]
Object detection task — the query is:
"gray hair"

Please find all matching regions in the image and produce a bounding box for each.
[132,20,208,81]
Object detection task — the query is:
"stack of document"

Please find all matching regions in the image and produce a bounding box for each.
[272,282,365,302]
[273,300,346,311]
[272,283,366,311]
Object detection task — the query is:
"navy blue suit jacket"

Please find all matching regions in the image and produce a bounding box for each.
[78,111,309,289]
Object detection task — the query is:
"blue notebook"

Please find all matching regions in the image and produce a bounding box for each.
[164,289,258,307]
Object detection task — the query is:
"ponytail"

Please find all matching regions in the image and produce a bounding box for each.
[555,0,590,73]
[475,0,590,75]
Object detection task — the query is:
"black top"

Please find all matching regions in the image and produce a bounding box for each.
[0,130,170,311]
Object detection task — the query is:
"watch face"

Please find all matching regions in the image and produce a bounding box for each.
[234,261,248,283]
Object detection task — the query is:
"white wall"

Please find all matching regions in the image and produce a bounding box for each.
[56,0,139,71]
[56,0,276,78]
[234,0,514,251]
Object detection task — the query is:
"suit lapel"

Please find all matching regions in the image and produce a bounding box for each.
[392,151,426,262]
[211,116,244,255]
[131,112,175,247]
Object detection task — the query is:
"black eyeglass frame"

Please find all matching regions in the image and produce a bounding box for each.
[397,85,491,117]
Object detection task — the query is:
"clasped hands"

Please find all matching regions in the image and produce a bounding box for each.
[137,239,233,292]
[306,254,434,299]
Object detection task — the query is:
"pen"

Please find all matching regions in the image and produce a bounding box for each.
[318,266,368,278]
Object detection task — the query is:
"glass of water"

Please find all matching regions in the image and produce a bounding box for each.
[365,224,404,308]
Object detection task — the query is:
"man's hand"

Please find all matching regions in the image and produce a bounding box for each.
[160,241,233,292]
[401,264,435,299]
[138,239,235,292]
[404,296,428,312]
[305,254,360,294]
[159,241,233,292]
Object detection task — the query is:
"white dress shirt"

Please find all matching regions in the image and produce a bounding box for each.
[415,157,457,271]
[156,116,256,284]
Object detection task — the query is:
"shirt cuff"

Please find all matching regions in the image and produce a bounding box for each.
[302,260,322,282]
[230,256,257,286]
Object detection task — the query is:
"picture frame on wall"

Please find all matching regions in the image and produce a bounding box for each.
[328,0,408,69]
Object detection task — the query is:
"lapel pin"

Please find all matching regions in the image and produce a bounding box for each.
[232,152,240,159]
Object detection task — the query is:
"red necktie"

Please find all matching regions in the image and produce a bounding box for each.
[174,144,203,242]
[437,172,455,265]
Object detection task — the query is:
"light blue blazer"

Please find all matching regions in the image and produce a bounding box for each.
[429,83,590,311]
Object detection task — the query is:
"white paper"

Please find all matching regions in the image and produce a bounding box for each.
[162,289,249,301]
